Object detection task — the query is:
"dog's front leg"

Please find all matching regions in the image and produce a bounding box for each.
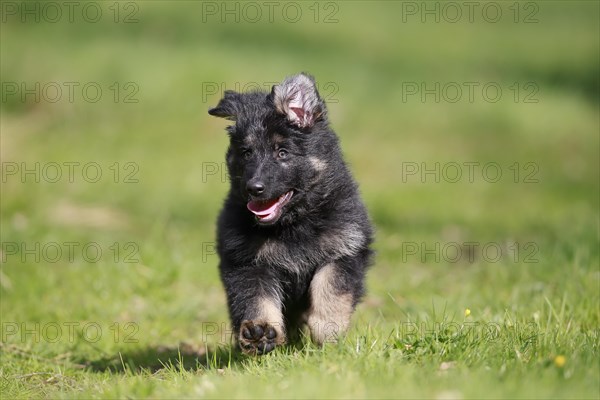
[237,296,286,355]
[222,271,286,355]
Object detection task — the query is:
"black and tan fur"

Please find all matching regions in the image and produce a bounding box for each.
[208,73,373,355]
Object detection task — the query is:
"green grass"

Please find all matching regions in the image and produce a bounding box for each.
[1,1,599,398]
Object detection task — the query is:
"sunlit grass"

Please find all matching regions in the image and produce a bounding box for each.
[1,1,598,399]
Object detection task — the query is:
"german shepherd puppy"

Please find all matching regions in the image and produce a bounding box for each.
[208,73,373,355]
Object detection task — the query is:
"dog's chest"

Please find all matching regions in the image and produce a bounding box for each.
[253,222,365,274]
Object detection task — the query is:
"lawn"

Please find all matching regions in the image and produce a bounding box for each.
[1,1,599,399]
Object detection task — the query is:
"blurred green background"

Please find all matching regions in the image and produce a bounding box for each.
[1,1,598,398]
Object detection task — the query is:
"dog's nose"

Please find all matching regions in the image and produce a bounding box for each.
[246,180,265,196]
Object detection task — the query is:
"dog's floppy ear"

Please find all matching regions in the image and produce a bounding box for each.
[272,73,324,128]
[208,90,242,121]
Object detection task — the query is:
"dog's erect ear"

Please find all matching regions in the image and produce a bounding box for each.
[272,73,324,128]
[208,90,242,121]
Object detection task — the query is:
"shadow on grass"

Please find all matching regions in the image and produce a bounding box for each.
[82,343,245,373]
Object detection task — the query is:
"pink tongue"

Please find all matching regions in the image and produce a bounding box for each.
[247,198,279,216]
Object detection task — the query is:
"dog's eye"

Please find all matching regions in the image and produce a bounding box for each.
[241,149,252,160]
[277,149,289,159]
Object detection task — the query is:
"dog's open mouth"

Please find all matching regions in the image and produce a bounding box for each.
[247,191,293,224]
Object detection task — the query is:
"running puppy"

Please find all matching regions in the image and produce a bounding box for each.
[208,73,373,355]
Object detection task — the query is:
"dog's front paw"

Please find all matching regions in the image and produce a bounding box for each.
[239,320,283,355]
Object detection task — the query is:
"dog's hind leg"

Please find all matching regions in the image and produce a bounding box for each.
[306,262,356,345]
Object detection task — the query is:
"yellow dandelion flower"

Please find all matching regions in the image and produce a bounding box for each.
[464,308,471,317]
[554,355,566,368]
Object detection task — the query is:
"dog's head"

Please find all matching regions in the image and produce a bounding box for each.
[209,73,336,226]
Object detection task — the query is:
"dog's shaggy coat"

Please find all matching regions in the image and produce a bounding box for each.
[208,73,373,355]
